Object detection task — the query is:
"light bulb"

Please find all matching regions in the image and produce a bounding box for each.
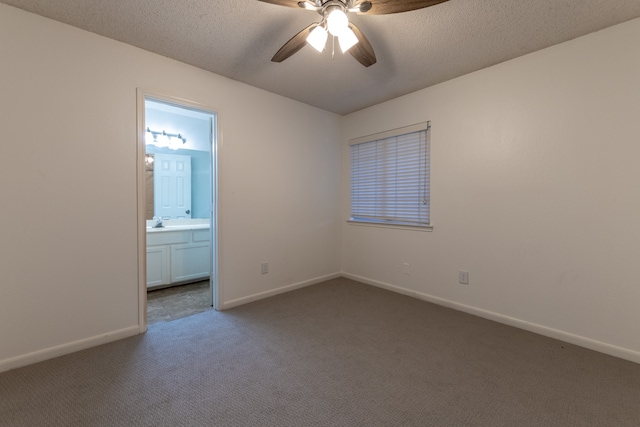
[307,26,328,52]
[338,27,358,53]
[327,9,348,37]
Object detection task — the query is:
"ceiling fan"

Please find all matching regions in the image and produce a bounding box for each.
[258,0,449,67]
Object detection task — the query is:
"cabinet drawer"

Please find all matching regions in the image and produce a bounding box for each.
[147,230,190,246]
[192,229,211,242]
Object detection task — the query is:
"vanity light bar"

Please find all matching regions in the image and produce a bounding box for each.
[146,127,187,144]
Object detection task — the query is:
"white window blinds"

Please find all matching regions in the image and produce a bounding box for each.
[350,122,430,227]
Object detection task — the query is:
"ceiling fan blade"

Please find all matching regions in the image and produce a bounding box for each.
[271,23,318,63]
[356,0,448,15]
[257,0,302,8]
[348,22,376,67]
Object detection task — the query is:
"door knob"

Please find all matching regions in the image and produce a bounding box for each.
[186,209,190,214]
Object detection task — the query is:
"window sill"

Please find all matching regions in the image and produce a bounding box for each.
[347,220,433,232]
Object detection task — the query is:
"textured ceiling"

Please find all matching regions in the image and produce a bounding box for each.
[3,0,640,115]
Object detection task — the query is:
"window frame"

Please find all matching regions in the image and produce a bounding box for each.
[348,121,432,231]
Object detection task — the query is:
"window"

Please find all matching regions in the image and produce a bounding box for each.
[349,122,430,228]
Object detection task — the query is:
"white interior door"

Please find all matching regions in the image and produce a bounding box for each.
[154,153,192,219]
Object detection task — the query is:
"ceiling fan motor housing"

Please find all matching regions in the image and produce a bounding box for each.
[298,0,372,14]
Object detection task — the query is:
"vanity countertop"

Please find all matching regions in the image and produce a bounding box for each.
[146,223,210,233]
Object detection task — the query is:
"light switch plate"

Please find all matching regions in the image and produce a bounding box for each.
[459,271,469,285]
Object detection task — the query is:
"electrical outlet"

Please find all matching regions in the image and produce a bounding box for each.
[458,270,469,285]
[261,262,269,274]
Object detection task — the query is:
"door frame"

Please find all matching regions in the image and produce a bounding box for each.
[136,88,221,332]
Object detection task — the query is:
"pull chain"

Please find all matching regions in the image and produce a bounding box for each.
[331,35,335,60]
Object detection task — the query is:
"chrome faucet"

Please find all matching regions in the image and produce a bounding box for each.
[152,216,164,228]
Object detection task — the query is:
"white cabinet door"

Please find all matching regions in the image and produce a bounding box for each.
[170,242,211,283]
[146,245,170,288]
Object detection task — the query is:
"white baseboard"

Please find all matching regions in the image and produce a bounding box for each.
[221,272,342,310]
[342,272,640,365]
[0,326,140,373]
[1,273,341,373]
[5,272,636,373]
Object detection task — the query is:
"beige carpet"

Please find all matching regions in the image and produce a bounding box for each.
[1,278,639,426]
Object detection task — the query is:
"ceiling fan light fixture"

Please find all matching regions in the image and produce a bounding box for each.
[327,8,349,36]
[307,25,328,52]
[264,0,448,67]
[338,27,358,52]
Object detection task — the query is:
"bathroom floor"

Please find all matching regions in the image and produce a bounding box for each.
[147,280,213,326]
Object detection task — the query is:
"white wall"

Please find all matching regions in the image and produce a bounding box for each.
[341,18,640,362]
[0,4,342,371]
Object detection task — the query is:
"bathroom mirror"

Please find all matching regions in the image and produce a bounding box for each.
[144,147,211,220]
[145,99,213,220]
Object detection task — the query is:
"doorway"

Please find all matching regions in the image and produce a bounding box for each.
[137,90,219,330]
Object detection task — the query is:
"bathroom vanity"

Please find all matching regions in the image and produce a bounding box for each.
[146,222,211,289]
